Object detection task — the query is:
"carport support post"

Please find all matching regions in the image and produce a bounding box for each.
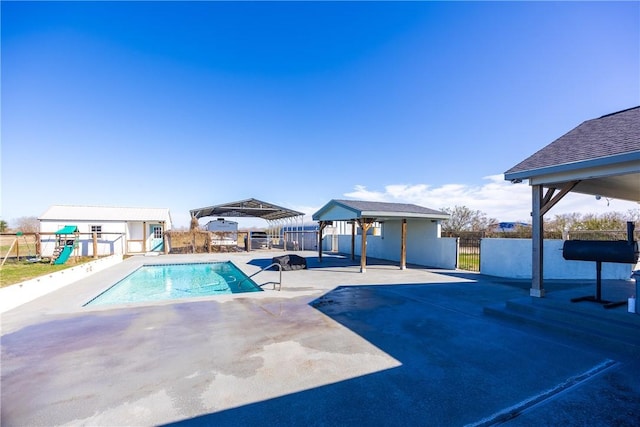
[351,221,356,261]
[317,221,329,262]
[400,219,407,270]
[531,184,545,297]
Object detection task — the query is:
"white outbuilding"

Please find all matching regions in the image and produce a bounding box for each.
[38,205,172,257]
[313,199,453,272]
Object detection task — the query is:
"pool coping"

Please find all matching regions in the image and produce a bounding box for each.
[83,260,264,308]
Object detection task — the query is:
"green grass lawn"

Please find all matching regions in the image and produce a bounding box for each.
[458,253,480,272]
[0,258,94,288]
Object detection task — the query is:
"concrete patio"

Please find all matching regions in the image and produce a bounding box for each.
[1,251,639,426]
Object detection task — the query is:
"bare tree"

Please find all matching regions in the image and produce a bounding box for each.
[440,206,497,234]
[545,212,582,234]
[547,211,637,233]
[625,209,640,224]
[190,215,200,231]
[14,216,39,233]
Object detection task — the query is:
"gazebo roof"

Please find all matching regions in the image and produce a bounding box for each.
[312,199,449,221]
[190,198,304,221]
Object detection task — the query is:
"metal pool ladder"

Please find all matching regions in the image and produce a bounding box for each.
[238,262,283,291]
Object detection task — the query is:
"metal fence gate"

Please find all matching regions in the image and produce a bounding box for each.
[457,235,481,271]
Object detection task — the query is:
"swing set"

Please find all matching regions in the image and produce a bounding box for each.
[0,231,41,267]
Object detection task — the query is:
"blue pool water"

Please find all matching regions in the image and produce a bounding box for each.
[85,262,261,306]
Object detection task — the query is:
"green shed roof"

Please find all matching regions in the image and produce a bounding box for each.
[55,225,79,234]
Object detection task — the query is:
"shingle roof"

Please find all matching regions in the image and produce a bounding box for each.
[333,199,446,216]
[505,106,640,176]
[313,199,449,221]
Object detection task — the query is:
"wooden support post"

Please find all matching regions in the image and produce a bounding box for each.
[162,222,169,255]
[36,233,41,257]
[74,231,79,263]
[92,232,98,259]
[531,181,577,297]
[400,218,407,270]
[531,184,545,297]
[1,239,18,268]
[357,218,375,273]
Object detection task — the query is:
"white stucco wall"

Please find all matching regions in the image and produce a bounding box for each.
[0,254,123,313]
[481,238,633,280]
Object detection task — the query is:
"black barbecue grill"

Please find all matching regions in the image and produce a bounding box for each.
[562,222,639,308]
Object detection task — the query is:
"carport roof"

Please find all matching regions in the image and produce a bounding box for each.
[190,198,304,221]
[504,106,640,202]
[312,199,450,221]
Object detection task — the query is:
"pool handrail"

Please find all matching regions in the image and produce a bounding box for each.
[238,262,282,291]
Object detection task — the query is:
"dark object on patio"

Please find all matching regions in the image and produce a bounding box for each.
[272,254,307,271]
[562,221,639,309]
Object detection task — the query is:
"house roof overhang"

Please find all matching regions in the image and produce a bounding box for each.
[505,152,640,202]
[504,106,640,202]
[190,198,304,221]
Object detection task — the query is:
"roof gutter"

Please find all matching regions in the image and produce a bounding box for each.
[504,151,640,182]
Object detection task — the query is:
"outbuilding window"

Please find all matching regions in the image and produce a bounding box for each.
[90,225,102,238]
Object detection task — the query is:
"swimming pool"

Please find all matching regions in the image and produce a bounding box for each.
[84,262,262,306]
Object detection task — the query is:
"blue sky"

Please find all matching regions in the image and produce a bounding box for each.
[2,1,639,229]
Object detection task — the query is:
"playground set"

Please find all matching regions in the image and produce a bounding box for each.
[1,225,79,267]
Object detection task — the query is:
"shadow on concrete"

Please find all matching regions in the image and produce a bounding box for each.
[247,253,398,271]
[160,281,637,426]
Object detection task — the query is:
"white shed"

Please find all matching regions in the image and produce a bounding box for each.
[38,205,172,256]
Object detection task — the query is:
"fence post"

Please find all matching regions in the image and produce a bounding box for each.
[36,233,41,256]
[93,232,98,259]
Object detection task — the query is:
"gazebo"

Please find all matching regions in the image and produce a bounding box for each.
[504,106,640,297]
[312,199,450,272]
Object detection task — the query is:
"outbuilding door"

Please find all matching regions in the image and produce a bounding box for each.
[149,224,164,252]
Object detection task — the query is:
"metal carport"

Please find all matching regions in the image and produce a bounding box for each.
[190,198,305,249]
[504,106,640,297]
